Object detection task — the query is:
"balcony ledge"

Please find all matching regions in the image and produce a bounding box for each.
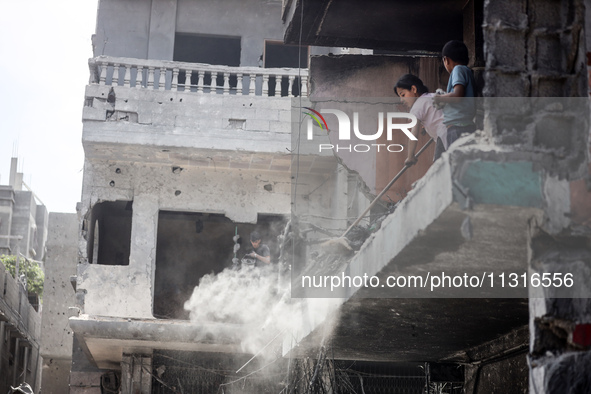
[69,315,246,369]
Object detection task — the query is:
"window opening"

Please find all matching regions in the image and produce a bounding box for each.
[153,212,285,320]
[87,201,132,265]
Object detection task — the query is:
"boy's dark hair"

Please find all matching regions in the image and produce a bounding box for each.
[442,40,469,65]
[250,231,261,242]
[393,74,429,96]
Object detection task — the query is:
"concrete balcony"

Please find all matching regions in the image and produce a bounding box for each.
[286,136,549,362]
[69,316,243,369]
[83,56,309,167]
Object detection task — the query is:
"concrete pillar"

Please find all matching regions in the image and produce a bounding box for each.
[0,322,5,381]
[9,157,17,188]
[0,187,15,253]
[147,0,178,60]
[129,194,159,317]
[41,213,79,394]
[22,346,29,384]
[32,347,41,393]
[13,338,20,387]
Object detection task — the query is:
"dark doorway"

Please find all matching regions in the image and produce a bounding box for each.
[153,212,286,320]
[264,41,308,68]
[173,33,241,66]
[264,41,308,96]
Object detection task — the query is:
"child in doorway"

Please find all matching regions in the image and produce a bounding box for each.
[394,74,448,164]
[434,40,476,147]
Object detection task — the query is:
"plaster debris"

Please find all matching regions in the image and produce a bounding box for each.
[461,216,473,240]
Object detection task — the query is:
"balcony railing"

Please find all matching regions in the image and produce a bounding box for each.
[88,56,308,97]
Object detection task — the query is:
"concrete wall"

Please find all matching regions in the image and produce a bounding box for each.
[1,189,48,261]
[82,84,292,154]
[0,160,48,260]
[481,0,591,392]
[147,0,178,60]
[484,0,588,98]
[10,191,36,258]
[93,0,152,58]
[176,0,284,66]
[465,354,528,393]
[34,205,48,261]
[40,213,79,394]
[0,186,14,252]
[483,0,589,179]
[94,0,285,66]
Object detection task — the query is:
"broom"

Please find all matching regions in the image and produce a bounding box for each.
[322,138,434,252]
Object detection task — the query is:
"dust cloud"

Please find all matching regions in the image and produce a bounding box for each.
[183,264,340,359]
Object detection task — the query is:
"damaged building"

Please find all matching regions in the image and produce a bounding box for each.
[38,0,591,392]
[60,0,309,392]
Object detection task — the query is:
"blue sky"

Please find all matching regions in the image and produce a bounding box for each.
[0,0,99,213]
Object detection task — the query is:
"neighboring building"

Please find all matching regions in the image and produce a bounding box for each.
[0,158,48,262]
[66,0,591,393]
[0,158,47,393]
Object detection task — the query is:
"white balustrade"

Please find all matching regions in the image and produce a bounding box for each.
[159,67,167,90]
[223,72,230,95]
[113,63,120,85]
[274,76,281,96]
[136,66,143,88]
[236,73,243,96]
[196,71,204,93]
[186,70,193,92]
[262,74,269,96]
[249,74,256,96]
[172,68,179,90]
[124,65,131,87]
[288,75,295,98]
[210,72,218,94]
[89,56,308,97]
[99,61,107,85]
[147,67,155,90]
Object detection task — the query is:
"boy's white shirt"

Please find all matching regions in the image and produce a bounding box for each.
[409,93,449,149]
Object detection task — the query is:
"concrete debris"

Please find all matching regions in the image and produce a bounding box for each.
[461,216,473,240]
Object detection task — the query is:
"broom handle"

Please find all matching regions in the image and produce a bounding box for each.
[340,138,434,239]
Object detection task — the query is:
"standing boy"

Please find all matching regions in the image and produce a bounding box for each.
[247,231,271,266]
[435,40,476,148]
